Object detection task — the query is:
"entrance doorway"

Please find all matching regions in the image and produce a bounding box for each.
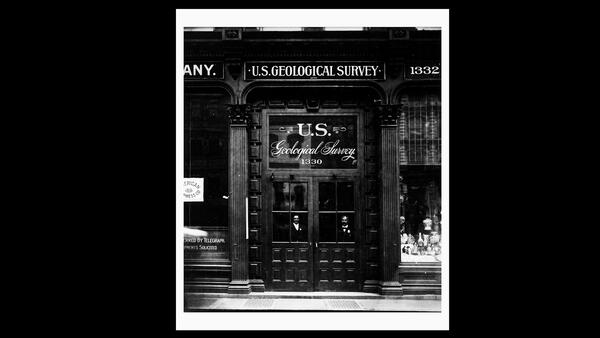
[267,176,360,291]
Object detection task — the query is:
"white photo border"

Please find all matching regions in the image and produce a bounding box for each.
[176,9,449,330]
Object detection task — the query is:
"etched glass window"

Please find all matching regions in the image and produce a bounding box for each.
[269,115,357,169]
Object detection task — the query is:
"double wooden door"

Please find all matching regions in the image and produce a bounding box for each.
[267,175,360,291]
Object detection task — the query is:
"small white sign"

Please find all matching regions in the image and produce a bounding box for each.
[183,178,204,201]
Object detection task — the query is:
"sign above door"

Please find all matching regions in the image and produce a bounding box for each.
[245,61,385,80]
[269,115,358,169]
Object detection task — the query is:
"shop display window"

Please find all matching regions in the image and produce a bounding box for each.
[398,90,442,263]
[399,173,441,263]
[184,92,230,260]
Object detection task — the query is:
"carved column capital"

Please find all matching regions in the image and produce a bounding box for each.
[375,104,402,127]
[227,104,252,125]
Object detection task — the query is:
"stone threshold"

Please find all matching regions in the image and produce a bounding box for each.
[186,291,441,300]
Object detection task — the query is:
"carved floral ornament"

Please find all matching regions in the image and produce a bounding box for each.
[226,104,252,125]
[375,104,401,126]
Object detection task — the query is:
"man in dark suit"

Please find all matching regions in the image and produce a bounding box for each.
[339,215,353,242]
[290,214,307,242]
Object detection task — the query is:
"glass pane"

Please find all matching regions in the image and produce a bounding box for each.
[272,182,290,211]
[337,213,355,242]
[290,213,308,242]
[319,182,336,211]
[269,115,357,169]
[184,93,229,232]
[319,213,336,242]
[273,213,290,242]
[290,183,308,211]
[400,172,442,263]
[337,182,354,210]
[402,92,441,166]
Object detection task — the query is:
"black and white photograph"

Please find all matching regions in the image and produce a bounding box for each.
[176,9,449,330]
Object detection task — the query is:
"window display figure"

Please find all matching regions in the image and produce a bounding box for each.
[399,216,406,234]
[400,216,409,251]
[429,219,441,255]
[290,214,307,242]
[422,217,433,235]
[417,232,425,255]
[339,215,353,242]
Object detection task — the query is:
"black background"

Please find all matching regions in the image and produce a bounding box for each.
[21,3,545,334]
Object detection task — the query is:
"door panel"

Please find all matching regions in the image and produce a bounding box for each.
[271,244,312,290]
[313,178,360,291]
[267,176,360,291]
[316,243,359,290]
[269,178,313,291]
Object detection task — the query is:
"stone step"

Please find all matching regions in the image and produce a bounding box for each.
[188,291,441,300]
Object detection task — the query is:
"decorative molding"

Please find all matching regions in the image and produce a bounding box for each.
[306,98,320,112]
[375,104,402,127]
[222,28,242,40]
[246,104,265,290]
[390,28,410,40]
[227,62,242,80]
[227,104,250,125]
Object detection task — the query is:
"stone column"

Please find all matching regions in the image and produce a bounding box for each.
[377,104,403,295]
[227,104,251,294]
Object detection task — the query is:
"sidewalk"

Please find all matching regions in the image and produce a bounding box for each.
[185,292,441,312]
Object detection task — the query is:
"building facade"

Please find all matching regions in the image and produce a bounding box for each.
[184,27,441,296]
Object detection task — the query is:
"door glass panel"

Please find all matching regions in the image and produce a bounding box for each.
[319,213,337,242]
[273,182,290,211]
[318,181,356,243]
[290,183,308,211]
[290,213,308,242]
[337,213,354,242]
[272,181,308,243]
[273,213,290,242]
[319,182,336,211]
[337,182,354,210]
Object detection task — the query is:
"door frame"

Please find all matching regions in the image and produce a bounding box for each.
[261,109,364,291]
[266,175,315,291]
[311,175,362,291]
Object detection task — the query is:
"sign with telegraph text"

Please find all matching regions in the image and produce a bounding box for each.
[184,229,228,260]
